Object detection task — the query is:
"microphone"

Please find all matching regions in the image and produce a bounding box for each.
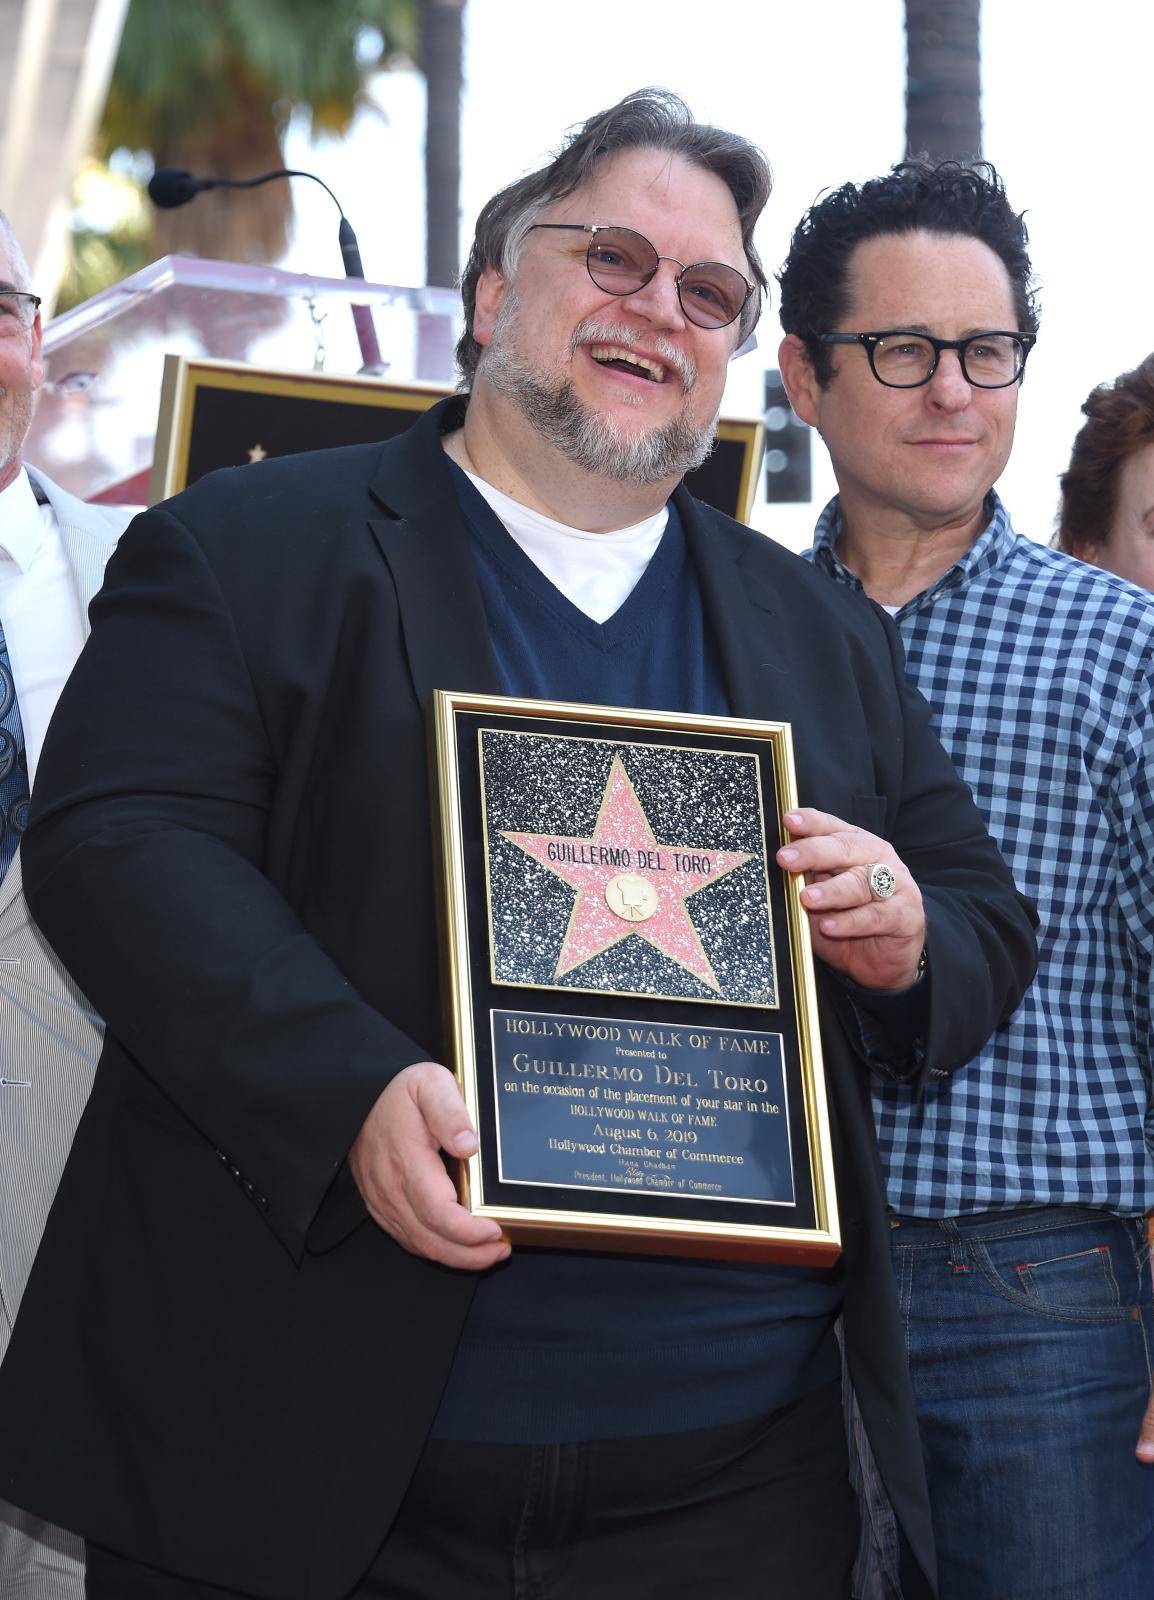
[148,167,216,208]
[147,166,384,373]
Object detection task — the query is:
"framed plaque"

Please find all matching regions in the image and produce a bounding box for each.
[149,355,766,523]
[432,692,840,1265]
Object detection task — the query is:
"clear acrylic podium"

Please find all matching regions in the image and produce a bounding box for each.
[26,257,463,504]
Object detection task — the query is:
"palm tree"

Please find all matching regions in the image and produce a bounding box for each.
[73,0,467,304]
[75,0,420,283]
[904,0,982,161]
[421,0,465,289]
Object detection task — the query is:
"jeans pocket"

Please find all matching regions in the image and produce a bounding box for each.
[969,1224,1140,1322]
[1014,1244,1120,1310]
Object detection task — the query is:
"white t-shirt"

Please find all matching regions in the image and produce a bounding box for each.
[462,470,668,625]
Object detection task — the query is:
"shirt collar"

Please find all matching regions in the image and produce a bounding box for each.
[811,491,1015,616]
[0,466,47,573]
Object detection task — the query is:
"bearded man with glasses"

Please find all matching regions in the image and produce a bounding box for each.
[0,100,1035,1600]
[779,162,1154,1600]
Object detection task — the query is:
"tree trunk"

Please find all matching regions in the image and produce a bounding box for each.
[150,105,290,265]
[905,0,982,162]
[422,0,464,288]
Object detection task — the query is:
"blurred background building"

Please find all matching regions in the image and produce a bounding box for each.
[0,0,130,312]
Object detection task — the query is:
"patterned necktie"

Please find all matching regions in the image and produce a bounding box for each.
[0,617,29,876]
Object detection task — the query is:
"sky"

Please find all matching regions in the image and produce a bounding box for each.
[282,0,1154,551]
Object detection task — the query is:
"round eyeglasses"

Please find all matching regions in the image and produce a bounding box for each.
[527,223,756,331]
[818,329,1036,389]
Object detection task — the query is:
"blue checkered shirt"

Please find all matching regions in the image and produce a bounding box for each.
[809,494,1154,1217]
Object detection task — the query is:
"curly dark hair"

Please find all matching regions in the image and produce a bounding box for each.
[455,88,772,386]
[777,160,1039,386]
[1056,354,1154,554]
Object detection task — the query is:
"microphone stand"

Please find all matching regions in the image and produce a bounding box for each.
[268,169,384,376]
[154,167,386,375]
[335,217,386,378]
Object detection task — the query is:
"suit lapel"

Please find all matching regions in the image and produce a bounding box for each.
[675,487,794,719]
[367,398,501,708]
[0,846,23,922]
[58,516,114,627]
[27,468,121,635]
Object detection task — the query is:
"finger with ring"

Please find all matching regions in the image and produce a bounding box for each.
[865,862,897,902]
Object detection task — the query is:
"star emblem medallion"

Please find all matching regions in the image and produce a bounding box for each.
[501,754,754,992]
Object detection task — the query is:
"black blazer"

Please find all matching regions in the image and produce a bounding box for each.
[1,398,1036,1600]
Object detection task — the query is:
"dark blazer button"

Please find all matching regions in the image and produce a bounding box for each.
[215,1149,229,1165]
[255,1193,269,1211]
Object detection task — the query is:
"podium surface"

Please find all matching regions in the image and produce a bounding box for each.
[26,256,462,502]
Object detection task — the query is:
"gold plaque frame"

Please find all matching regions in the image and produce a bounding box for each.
[432,691,840,1265]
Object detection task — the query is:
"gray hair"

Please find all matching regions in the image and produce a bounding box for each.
[0,209,32,292]
[456,88,771,385]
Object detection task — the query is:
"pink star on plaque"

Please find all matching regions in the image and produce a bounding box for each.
[502,755,753,992]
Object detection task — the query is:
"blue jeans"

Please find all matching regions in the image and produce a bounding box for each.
[888,1207,1154,1600]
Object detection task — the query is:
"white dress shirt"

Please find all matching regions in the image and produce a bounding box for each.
[0,468,87,786]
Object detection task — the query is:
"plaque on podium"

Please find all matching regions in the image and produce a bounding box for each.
[147,353,766,522]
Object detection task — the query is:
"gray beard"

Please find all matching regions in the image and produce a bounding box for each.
[0,383,32,487]
[479,341,717,486]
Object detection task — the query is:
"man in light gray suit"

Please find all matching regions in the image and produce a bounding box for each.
[0,209,129,1598]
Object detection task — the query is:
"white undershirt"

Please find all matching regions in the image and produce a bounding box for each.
[0,468,86,785]
[463,470,668,624]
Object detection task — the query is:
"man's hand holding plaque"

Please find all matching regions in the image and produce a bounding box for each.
[777,807,926,992]
[349,1062,508,1270]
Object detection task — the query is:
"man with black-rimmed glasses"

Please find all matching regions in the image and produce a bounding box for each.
[779,161,1154,1600]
